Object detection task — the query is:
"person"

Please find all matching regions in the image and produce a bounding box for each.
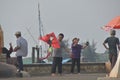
[51,33,69,76]
[70,38,89,74]
[103,30,120,70]
[13,31,28,73]
[2,43,13,64]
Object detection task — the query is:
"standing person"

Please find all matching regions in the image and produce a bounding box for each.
[70,38,88,74]
[51,33,69,76]
[13,31,28,73]
[103,30,120,70]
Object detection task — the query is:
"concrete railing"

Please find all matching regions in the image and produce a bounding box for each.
[0,54,6,62]
[0,56,107,76]
[23,62,106,76]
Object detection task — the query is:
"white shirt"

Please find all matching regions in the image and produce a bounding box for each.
[16,37,28,57]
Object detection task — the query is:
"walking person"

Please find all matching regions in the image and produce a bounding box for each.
[70,38,88,74]
[103,30,120,70]
[13,31,28,73]
[51,33,69,76]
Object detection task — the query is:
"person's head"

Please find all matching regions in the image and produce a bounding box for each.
[58,33,64,41]
[72,37,79,44]
[110,29,116,36]
[15,31,21,38]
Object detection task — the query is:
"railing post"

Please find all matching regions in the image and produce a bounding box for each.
[32,47,35,63]
[36,47,39,63]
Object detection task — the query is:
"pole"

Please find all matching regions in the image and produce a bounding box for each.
[36,46,39,63]
[32,47,35,63]
[38,3,42,37]
[38,2,43,59]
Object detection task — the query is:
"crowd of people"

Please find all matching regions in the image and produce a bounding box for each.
[1,29,120,77]
[41,29,120,77]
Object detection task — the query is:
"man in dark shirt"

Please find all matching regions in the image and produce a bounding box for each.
[51,33,68,76]
[103,30,120,70]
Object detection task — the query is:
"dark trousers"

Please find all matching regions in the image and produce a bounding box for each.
[71,58,80,73]
[109,54,117,69]
[51,57,62,74]
[17,56,23,71]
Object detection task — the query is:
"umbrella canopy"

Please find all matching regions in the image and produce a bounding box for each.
[106,16,120,29]
[102,16,120,31]
[39,32,60,48]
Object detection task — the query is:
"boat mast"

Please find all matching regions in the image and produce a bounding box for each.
[38,2,43,58]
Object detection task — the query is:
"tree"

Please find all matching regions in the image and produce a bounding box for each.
[82,40,97,62]
[62,39,70,59]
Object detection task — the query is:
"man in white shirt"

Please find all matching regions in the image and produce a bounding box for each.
[14,31,28,72]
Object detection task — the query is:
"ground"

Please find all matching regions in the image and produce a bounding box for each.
[1,73,106,80]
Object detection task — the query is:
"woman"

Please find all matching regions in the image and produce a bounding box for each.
[70,38,88,74]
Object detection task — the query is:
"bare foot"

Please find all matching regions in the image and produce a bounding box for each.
[51,73,56,77]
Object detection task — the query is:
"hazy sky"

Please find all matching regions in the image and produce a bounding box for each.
[0,0,120,57]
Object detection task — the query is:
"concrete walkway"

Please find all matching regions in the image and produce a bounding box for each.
[1,73,106,80]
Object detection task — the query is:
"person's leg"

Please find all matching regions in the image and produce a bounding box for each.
[17,56,23,72]
[109,54,112,68]
[76,58,80,73]
[51,57,57,75]
[58,57,62,74]
[111,55,117,69]
[71,58,75,73]
[6,58,11,64]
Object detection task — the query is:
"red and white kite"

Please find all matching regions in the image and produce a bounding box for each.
[39,32,60,48]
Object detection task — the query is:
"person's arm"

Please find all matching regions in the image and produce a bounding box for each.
[103,43,109,50]
[117,38,120,51]
[118,44,120,51]
[13,46,20,52]
[82,45,87,49]
[82,41,89,49]
[13,40,21,52]
[103,38,109,50]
